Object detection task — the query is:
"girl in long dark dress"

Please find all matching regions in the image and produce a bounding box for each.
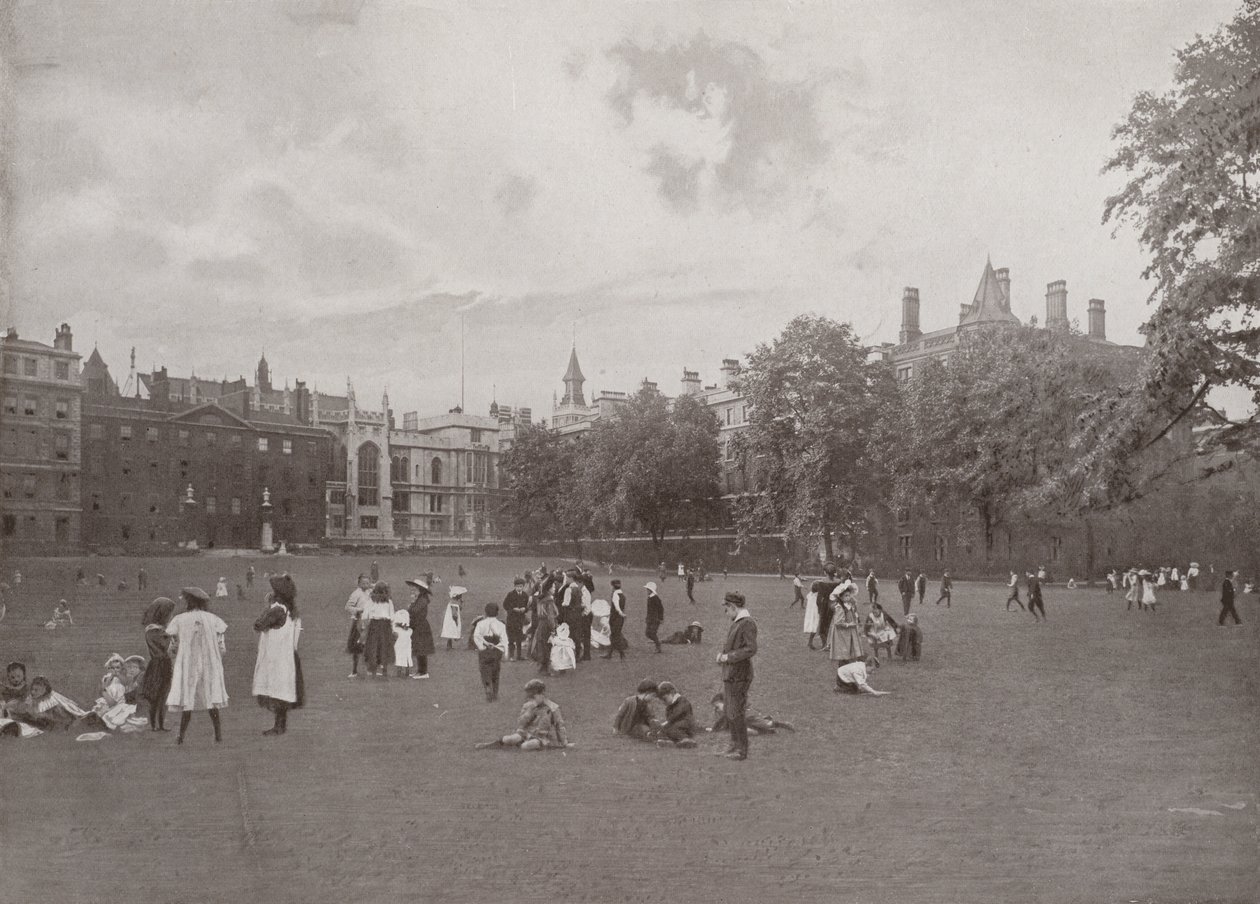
[140,597,176,731]
[405,578,435,679]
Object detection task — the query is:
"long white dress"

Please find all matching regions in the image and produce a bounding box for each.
[549,623,577,672]
[441,602,462,640]
[803,591,820,634]
[167,610,229,711]
[252,604,301,704]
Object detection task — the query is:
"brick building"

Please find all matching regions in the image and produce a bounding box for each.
[81,353,332,551]
[0,324,84,553]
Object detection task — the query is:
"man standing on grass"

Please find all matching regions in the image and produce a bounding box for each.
[1218,571,1240,625]
[898,570,914,616]
[1006,571,1025,611]
[1027,571,1046,621]
[935,572,952,607]
[715,591,757,762]
[915,571,927,607]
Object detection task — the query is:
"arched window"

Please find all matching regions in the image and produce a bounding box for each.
[390,455,401,483]
[430,457,442,485]
[399,456,409,483]
[357,443,379,506]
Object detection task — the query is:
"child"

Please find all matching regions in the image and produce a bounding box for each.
[121,656,146,704]
[472,603,508,701]
[709,693,795,735]
[662,621,704,645]
[45,599,74,630]
[442,587,465,650]
[392,609,414,678]
[864,602,899,661]
[87,653,139,730]
[361,581,395,678]
[236,583,246,601]
[8,676,88,731]
[548,622,577,676]
[140,597,176,731]
[474,679,571,751]
[652,681,697,748]
[612,679,660,740]
[215,577,229,599]
[895,614,923,662]
[791,573,805,608]
[1,661,30,716]
[835,657,890,696]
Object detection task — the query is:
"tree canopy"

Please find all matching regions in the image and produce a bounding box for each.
[1071,2,1260,504]
[733,314,894,561]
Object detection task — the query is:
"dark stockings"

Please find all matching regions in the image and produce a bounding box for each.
[177,709,222,744]
[148,702,168,731]
[264,704,289,736]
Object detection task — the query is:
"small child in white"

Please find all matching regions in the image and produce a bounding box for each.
[45,600,74,630]
[392,609,413,678]
[441,587,465,650]
[835,657,889,696]
[548,622,577,675]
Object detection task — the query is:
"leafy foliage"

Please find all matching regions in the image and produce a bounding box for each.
[577,388,722,551]
[498,423,589,551]
[1072,2,1260,503]
[733,314,895,560]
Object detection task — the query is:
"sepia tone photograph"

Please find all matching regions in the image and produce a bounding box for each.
[0,1,1257,902]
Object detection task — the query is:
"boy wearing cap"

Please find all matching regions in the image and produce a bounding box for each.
[475,680,571,751]
[652,682,697,748]
[716,592,757,761]
[472,603,508,701]
[502,578,530,661]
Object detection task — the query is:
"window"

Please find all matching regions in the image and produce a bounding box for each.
[431,457,442,485]
[22,474,37,498]
[394,492,409,513]
[89,423,103,440]
[428,494,443,513]
[24,358,36,376]
[91,493,101,512]
[257,437,269,452]
[283,439,292,455]
[3,396,14,415]
[1,514,14,536]
[896,507,910,525]
[205,496,216,514]
[331,515,345,530]
[55,361,69,380]
[23,397,37,416]
[55,400,69,420]
[360,515,378,529]
[2,357,14,373]
[429,518,443,532]
[357,443,379,506]
[306,441,316,455]
[206,431,217,446]
[54,433,70,460]
[55,474,71,501]
[231,497,241,515]
[230,434,242,448]
[146,426,159,442]
[897,535,912,559]
[896,366,912,382]
[120,425,132,441]
[934,535,946,562]
[725,408,733,426]
[176,429,188,445]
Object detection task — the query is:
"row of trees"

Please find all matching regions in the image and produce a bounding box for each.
[501,3,1258,564]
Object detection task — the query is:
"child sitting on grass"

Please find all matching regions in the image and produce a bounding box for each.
[708,693,796,735]
[474,679,573,751]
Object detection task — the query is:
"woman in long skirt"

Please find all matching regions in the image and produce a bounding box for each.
[827,585,865,663]
[140,597,176,731]
[252,574,303,736]
[361,581,395,678]
[405,577,435,679]
[166,587,229,744]
[527,591,558,674]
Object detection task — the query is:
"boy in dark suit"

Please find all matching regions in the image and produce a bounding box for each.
[1219,571,1240,625]
[715,592,757,761]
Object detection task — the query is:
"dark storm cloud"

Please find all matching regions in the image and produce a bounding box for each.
[494,174,538,217]
[606,31,833,211]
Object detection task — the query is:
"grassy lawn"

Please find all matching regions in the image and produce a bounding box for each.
[1,554,1256,904]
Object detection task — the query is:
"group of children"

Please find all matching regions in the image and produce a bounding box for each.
[611,677,797,749]
[0,653,153,740]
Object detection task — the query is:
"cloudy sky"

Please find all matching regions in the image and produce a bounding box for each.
[1,0,1242,419]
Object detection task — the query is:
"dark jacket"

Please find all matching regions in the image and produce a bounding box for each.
[662,696,695,738]
[646,594,665,630]
[408,595,436,656]
[1221,579,1234,605]
[502,590,529,628]
[899,575,913,597]
[721,615,758,683]
[613,695,655,735]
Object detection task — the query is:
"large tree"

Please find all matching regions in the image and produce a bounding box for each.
[1066,2,1260,506]
[577,387,721,553]
[733,314,895,562]
[498,423,589,553]
[883,326,1129,553]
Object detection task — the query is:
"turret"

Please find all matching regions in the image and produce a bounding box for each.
[899,288,922,343]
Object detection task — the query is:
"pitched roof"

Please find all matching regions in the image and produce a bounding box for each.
[563,346,585,383]
[960,258,1020,326]
[85,347,109,366]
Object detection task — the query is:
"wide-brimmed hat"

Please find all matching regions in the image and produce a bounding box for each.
[181,586,210,603]
[405,577,430,592]
[104,653,124,669]
[644,582,657,593]
[449,585,467,599]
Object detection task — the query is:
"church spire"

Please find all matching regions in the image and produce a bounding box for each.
[561,345,586,407]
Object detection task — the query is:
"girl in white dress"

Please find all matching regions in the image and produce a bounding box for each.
[802,590,821,649]
[392,609,414,677]
[548,622,577,675]
[166,587,228,744]
[252,574,303,736]
[442,587,465,650]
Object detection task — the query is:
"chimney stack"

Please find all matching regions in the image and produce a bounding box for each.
[899,288,922,343]
[1045,280,1069,332]
[54,323,73,351]
[1087,298,1106,341]
[995,268,1011,311]
[680,368,701,396]
[640,378,659,395]
[719,358,740,389]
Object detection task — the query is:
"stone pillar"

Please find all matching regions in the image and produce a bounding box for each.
[260,488,275,552]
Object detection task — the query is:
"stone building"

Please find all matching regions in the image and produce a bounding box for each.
[0,324,84,553]
[80,351,332,551]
